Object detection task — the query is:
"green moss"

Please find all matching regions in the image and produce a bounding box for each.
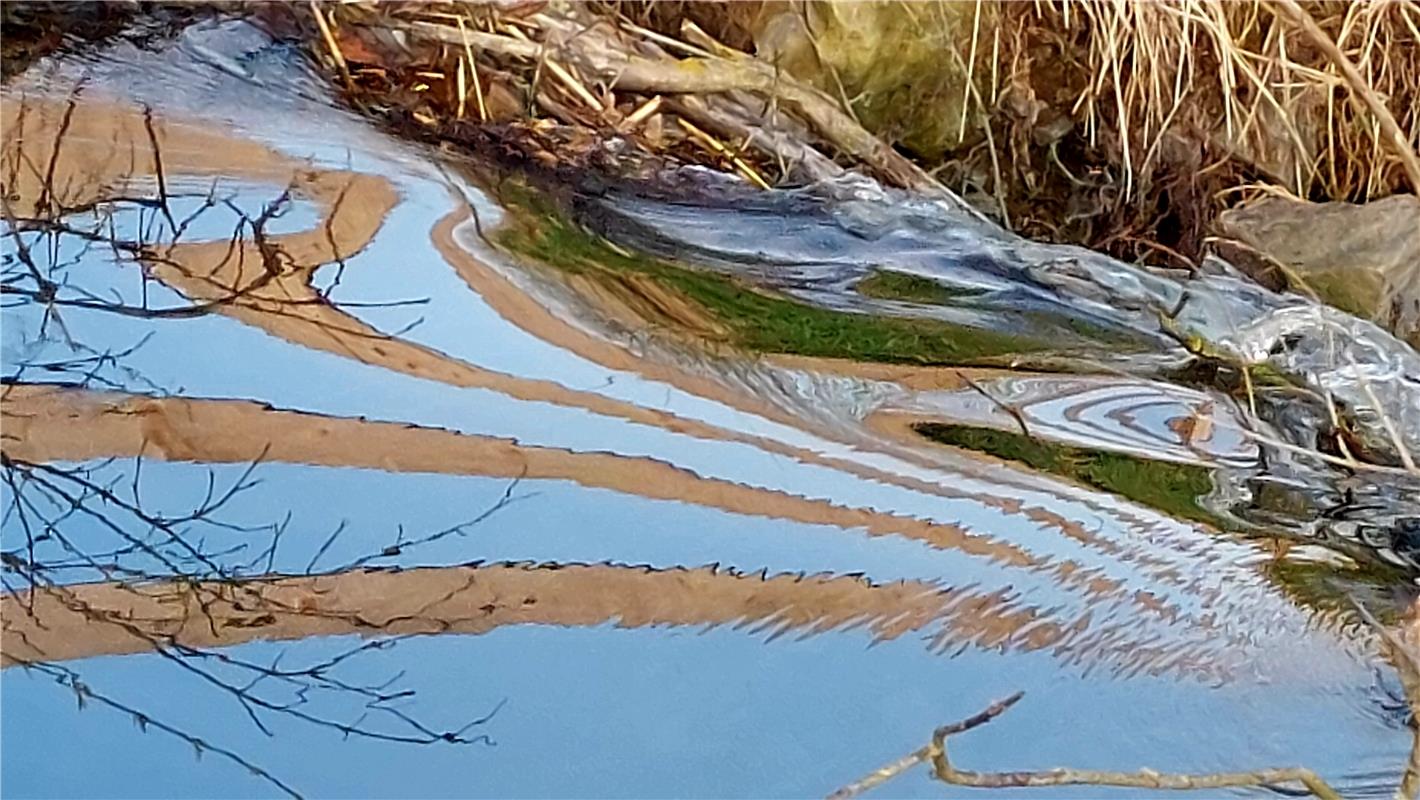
[1296,268,1383,321]
[913,422,1232,529]
[856,270,1154,353]
[855,269,984,305]
[1051,312,1158,351]
[1165,355,1301,401]
[493,193,1066,366]
[1243,362,1298,389]
[672,269,1041,364]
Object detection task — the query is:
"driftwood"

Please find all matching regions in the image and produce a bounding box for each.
[668,94,844,185]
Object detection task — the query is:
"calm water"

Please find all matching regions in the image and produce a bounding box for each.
[0,19,1408,799]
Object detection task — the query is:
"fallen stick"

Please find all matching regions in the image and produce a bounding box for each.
[668,94,843,184]
[391,18,541,59]
[379,12,986,218]
[829,692,1343,800]
[310,1,353,92]
[676,117,772,190]
[827,692,1024,800]
[456,16,489,122]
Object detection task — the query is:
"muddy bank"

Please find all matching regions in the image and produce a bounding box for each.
[310,1,1420,270]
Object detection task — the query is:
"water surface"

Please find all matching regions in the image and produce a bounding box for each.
[0,19,1408,799]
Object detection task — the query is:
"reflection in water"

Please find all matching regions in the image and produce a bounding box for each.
[0,17,1408,798]
[886,374,1258,469]
[0,561,1047,666]
[1,385,1024,565]
[1,383,1333,681]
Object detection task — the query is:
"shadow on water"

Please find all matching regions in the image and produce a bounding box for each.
[0,16,1413,798]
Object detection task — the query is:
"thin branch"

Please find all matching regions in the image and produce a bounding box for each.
[830,692,1343,800]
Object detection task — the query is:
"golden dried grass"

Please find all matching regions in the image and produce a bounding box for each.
[1017,0,1419,199]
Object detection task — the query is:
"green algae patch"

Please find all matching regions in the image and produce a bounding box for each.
[678,271,1039,365]
[855,269,985,305]
[913,422,1231,529]
[493,197,1060,366]
[746,2,988,161]
[856,270,1154,352]
[1048,312,1159,352]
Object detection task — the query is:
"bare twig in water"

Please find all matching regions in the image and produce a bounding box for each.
[20,660,303,799]
[955,371,1031,438]
[830,692,1342,800]
[827,691,1024,800]
[0,93,505,798]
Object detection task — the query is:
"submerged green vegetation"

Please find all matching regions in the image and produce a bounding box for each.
[913,422,1231,529]
[494,190,1061,365]
[854,269,985,305]
[856,269,1149,351]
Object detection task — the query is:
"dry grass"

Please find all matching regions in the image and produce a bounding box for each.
[1007,0,1420,195]
[975,0,1420,256]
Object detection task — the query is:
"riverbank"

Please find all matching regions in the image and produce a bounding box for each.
[301,1,1419,330]
[3,10,1419,798]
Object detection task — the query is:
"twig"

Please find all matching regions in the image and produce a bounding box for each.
[456,16,488,122]
[955,371,1032,438]
[543,58,605,115]
[141,106,177,234]
[933,741,1340,798]
[310,2,352,93]
[1236,425,1418,477]
[455,57,466,119]
[388,12,984,215]
[388,19,540,60]
[619,95,662,131]
[667,94,842,184]
[827,692,1024,800]
[676,118,772,190]
[830,692,1343,800]
[21,661,303,799]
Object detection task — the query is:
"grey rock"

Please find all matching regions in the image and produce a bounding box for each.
[1219,195,1420,348]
